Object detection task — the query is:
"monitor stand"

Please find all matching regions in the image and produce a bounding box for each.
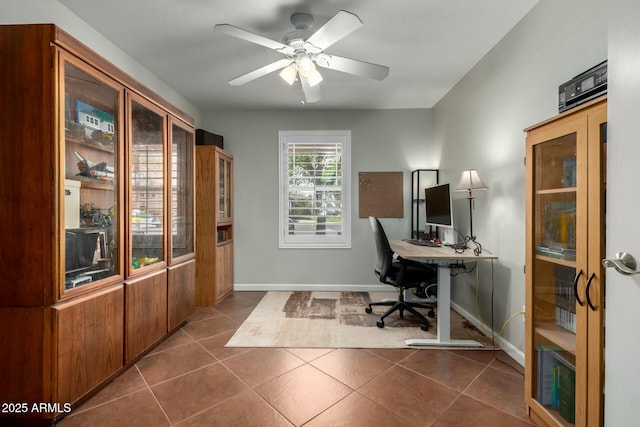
[441,227,455,246]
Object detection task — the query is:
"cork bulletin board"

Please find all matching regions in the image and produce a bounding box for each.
[358,172,403,218]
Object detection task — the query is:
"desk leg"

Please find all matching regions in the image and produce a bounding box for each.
[405,265,483,348]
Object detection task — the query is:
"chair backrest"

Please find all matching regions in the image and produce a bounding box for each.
[368,216,395,283]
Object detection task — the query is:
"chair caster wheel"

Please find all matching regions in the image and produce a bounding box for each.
[365,306,373,314]
[420,323,429,332]
[428,310,435,318]
[376,320,385,328]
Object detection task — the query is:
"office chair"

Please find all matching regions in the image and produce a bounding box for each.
[366,216,437,331]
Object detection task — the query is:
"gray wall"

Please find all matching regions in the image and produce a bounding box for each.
[202,109,435,288]
[432,0,607,358]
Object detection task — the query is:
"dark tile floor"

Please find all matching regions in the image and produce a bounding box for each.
[59,291,535,427]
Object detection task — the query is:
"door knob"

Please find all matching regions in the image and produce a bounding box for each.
[602,252,640,275]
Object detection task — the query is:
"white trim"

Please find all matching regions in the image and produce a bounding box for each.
[278,130,351,249]
[451,301,525,366]
[233,283,396,293]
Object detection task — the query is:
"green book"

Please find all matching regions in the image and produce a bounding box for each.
[558,363,576,423]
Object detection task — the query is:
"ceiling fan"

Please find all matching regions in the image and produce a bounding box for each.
[214,10,389,103]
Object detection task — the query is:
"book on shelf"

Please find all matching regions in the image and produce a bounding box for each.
[554,267,577,333]
[536,344,576,413]
[558,363,576,423]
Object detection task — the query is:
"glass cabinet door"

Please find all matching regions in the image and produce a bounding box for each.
[530,122,585,425]
[169,120,194,261]
[61,55,122,294]
[128,95,166,272]
[217,153,233,222]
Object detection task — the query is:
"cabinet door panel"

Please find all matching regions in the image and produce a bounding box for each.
[215,242,234,300]
[60,53,124,299]
[55,285,124,404]
[168,260,195,330]
[128,93,167,274]
[125,271,167,362]
[169,119,195,262]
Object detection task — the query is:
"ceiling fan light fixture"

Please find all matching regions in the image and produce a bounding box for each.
[305,68,323,87]
[296,55,316,78]
[279,63,297,85]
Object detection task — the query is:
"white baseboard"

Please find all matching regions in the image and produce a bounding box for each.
[233,283,525,367]
[234,283,397,293]
[451,301,525,367]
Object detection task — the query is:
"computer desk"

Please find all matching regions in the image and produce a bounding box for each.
[389,239,498,347]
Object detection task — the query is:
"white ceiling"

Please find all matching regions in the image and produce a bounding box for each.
[60,0,538,111]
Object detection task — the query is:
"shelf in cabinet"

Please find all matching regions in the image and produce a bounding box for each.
[535,254,576,268]
[535,187,576,195]
[66,175,114,190]
[217,239,233,247]
[65,135,115,153]
[535,322,576,355]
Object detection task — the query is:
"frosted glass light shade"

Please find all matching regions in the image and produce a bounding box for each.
[297,55,315,77]
[305,68,323,87]
[279,64,297,85]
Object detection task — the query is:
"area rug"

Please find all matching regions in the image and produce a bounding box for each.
[226,291,493,349]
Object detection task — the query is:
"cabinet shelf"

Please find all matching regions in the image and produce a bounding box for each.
[535,322,577,355]
[536,187,577,195]
[65,135,115,153]
[66,175,114,190]
[535,254,577,268]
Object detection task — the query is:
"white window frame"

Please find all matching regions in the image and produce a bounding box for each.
[279,130,351,248]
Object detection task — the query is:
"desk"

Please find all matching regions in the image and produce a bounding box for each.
[390,239,498,347]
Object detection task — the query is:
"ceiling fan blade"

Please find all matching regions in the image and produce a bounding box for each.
[305,10,363,51]
[228,58,293,86]
[300,77,321,103]
[215,24,293,54]
[316,54,389,80]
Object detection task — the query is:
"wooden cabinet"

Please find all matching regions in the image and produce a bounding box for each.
[524,97,606,427]
[196,145,234,305]
[0,24,195,426]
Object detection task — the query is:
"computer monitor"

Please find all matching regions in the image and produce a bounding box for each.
[425,183,455,243]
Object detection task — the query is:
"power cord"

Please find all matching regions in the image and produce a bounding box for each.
[471,256,524,347]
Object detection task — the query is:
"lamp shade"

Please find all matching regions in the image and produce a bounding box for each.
[305,68,323,87]
[455,169,488,191]
[279,63,297,85]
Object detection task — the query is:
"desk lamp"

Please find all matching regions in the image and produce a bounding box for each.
[455,169,488,254]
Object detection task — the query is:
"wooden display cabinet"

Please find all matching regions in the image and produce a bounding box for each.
[196,145,234,305]
[524,97,606,427]
[0,24,195,426]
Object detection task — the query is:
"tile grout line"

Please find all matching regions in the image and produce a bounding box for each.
[134,364,174,426]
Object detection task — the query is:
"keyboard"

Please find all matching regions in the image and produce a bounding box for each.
[406,239,442,247]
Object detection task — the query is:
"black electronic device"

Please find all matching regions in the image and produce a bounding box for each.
[425,183,455,245]
[195,128,224,148]
[65,229,106,271]
[558,61,607,112]
[425,183,453,228]
[406,239,442,248]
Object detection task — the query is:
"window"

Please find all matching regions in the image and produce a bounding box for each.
[279,130,351,248]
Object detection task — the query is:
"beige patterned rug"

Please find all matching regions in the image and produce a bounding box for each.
[226,291,494,349]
